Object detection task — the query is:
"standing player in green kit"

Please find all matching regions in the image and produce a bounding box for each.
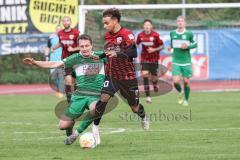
[169,16,197,106]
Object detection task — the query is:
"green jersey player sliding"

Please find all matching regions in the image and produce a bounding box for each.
[169,16,197,106]
[23,34,104,145]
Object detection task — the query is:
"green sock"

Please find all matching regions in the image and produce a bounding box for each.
[184,85,190,101]
[77,119,93,134]
[174,83,182,93]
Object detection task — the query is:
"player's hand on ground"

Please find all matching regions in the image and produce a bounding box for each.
[23,58,35,65]
[67,46,74,52]
[181,43,188,49]
[147,47,156,53]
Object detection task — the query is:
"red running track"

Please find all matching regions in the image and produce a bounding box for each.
[0,80,240,95]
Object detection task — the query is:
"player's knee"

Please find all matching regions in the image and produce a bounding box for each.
[151,75,158,81]
[100,93,111,102]
[58,123,67,130]
[183,80,189,86]
[58,120,72,130]
[173,76,180,83]
[130,105,139,113]
[65,76,73,85]
[141,72,149,78]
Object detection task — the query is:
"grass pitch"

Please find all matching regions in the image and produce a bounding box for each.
[0,92,240,160]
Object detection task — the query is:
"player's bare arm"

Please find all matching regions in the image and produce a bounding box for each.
[181,43,188,50]
[67,46,79,52]
[23,58,63,68]
[147,45,164,53]
[105,50,117,58]
[44,47,50,61]
[51,42,62,52]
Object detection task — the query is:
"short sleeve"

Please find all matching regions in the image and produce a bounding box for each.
[156,33,163,46]
[190,31,195,43]
[62,53,79,68]
[170,31,173,48]
[136,33,141,45]
[123,30,136,49]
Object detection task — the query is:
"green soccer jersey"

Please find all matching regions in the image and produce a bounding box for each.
[170,29,197,66]
[62,51,105,96]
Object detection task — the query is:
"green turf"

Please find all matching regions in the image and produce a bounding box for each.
[0,92,240,160]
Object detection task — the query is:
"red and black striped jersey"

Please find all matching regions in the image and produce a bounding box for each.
[104,27,136,80]
[136,30,163,63]
[58,28,80,59]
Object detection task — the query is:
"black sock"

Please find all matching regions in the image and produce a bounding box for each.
[137,103,146,119]
[66,128,72,136]
[143,77,150,97]
[174,83,182,93]
[65,85,72,103]
[93,101,107,125]
[152,80,158,92]
[94,118,102,125]
[152,80,158,87]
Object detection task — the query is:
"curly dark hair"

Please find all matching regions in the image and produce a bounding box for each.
[102,8,121,22]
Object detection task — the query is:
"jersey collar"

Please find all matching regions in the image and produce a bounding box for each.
[144,30,153,35]
[176,28,186,35]
[79,51,94,58]
[109,27,122,35]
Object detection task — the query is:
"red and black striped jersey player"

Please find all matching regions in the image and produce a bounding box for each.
[92,8,149,142]
[51,16,80,104]
[51,16,80,137]
[136,19,164,103]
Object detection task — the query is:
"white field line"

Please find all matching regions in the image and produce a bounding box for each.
[2,121,240,141]
[2,121,240,133]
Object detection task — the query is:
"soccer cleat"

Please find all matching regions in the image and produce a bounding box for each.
[182,100,189,106]
[55,92,64,98]
[177,93,184,105]
[92,124,100,145]
[141,116,149,130]
[146,96,152,103]
[64,132,79,145]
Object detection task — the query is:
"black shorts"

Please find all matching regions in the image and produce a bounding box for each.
[141,62,159,75]
[63,68,76,78]
[101,76,139,106]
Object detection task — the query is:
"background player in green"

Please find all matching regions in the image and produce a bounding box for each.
[168,16,197,106]
[23,34,104,145]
